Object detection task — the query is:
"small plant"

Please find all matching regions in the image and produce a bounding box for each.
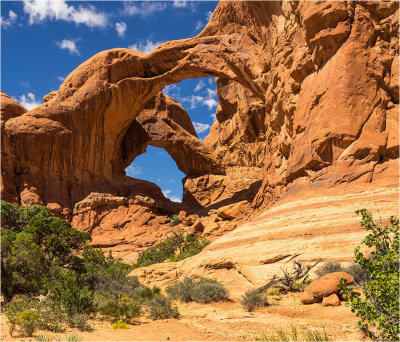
[257,325,329,341]
[315,262,343,278]
[17,310,39,337]
[134,232,209,268]
[339,209,399,341]
[35,333,51,342]
[112,319,129,329]
[146,295,180,320]
[166,277,229,303]
[67,313,92,332]
[241,289,268,312]
[99,298,141,323]
[315,262,370,286]
[170,214,181,227]
[65,333,81,342]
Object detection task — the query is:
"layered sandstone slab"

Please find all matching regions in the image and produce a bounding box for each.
[130,179,399,298]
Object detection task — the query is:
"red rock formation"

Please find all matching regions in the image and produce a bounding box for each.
[1,1,398,257]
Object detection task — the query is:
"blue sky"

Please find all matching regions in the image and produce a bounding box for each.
[1,0,219,202]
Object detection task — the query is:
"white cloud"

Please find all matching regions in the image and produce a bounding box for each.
[173,0,187,8]
[169,196,181,202]
[206,11,213,22]
[1,10,18,29]
[193,122,210,134]
[57,76,66,82]
[163,84,180,97]
[115,21,127,37]
[124,1,167,17]
[162,189,181,202]
[18,92,42,110]
[125,164,142,177]
[204,98,218,110]
[129,39,165,54]
[194,80,205,92]
[210,113,217,121]
[194,20,203,32]
[208,78,214,85]
[56,39,80,55]
[23,0,108,28]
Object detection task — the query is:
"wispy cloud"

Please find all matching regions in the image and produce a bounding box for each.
[193,122,210,134]
[57,76,66,82]
[1,10,17,29]
[18,92,42,110]
[115,21,127,37]
[194,80,205,92]
[22,0,108,28]
[125,164,142,177]
[129,39,165,54]
[162,189,181,202]
[56,39,80,56]
[124,1,167,17]
[194,10,213,33]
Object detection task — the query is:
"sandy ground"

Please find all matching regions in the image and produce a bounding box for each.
[1,292,364,341]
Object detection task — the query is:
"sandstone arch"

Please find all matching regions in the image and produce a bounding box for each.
[1,1,398,259]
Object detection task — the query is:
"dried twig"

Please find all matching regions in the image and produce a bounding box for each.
[256,260,320,293]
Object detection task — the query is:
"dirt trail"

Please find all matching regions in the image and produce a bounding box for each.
[1,293,364,341]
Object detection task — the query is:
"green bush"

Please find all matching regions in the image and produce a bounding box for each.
[315,261,370,286]
[166,277,229,303]
[241,289,268,312]
[46,267,96,317]
[315,262,343,278]
[339,209,399,341]
[170,214,181,227]
[1,200,90,303]
[67,313,92,332]
[17,310,39,337]
[134,231,209,268]
[146,295,180,320]
[99,297,141,323]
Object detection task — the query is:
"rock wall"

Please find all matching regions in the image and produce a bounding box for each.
[1,1,399,259]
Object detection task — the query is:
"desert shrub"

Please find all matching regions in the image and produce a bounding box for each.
[1,200,90,303]
[315,261,370,286]
[241,289,268,312]
[82,245,133,292]
[315,262,343,278]
[17,310,39,337]
[339,209,399,341]
[65,333,81,342]
[170,233,210,261]
[35,333,51,342]
[37,299,67,333]
[134,231,209,268]
[166,277,229,303]
[112,319,129,329]
[99,297,141,323]
[46,267,95,317]
[170,214,181,227]
[257,325,329,341]
[3,295,39,336]
[67,313,92,332]
[146,295,180,320]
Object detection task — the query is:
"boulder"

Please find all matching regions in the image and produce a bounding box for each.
[301,272,354,304]
[217,200,249,219]
[322,293,341,307]
[178,211,187,222]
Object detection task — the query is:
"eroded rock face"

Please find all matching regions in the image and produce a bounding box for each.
[1,1,399,259]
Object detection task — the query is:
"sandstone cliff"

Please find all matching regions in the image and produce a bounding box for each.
[1,1,399,263]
